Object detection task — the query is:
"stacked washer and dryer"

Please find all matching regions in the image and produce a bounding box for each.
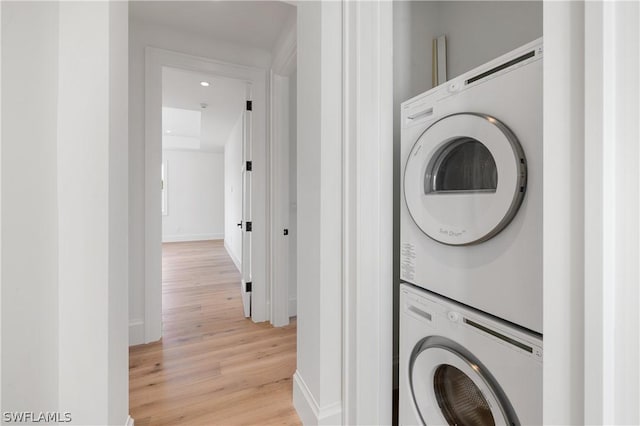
[399,39,543,426]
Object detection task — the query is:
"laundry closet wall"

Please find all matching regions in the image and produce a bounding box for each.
[392,0,542,388]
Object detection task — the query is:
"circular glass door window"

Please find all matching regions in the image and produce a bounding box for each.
[404,113,527,246]
[425,137,498,194]
[433,365,495,426]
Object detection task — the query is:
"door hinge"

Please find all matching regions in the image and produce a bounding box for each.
[246,221,252,232]
[246,100,253,111]
[245,281,252,292]
[246,161,252,171]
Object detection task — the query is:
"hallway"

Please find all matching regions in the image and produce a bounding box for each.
[129,240,299,425]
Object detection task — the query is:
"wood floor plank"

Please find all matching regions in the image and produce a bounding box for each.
[130,240,300,425]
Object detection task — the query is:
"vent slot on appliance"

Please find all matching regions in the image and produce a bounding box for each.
[465,50,536,85]
[464,318,533,353]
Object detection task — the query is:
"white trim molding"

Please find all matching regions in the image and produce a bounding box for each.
[162,233,224,243]
[583,2,640,424]
[543,3,586,423]
[125,415,134,426]
[293,371,342,426]
[545,2,640,424]
[271,12,297,76]
[342,1,393,424]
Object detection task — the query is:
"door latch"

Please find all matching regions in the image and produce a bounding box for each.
[283,229,289,236]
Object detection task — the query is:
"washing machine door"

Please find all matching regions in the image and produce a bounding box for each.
[403,113,527,246]
[409,336,518,426]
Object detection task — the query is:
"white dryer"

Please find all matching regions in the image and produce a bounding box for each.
[400,39,543,333]
[399,284,542,426]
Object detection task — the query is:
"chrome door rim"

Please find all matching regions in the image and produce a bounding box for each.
[403,112,527,246]
[409,335,519,426]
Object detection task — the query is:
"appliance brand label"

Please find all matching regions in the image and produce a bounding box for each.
[401,243,416,281]
[439,227,466,237]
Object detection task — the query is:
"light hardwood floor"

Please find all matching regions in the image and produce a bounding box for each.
[130,240,300,426]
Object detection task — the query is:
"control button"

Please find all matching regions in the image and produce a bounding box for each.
[447,311,460,322]
[448,82,460,92]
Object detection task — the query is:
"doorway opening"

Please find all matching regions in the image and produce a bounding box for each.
[159,65,251,318]
[127,1,298,423]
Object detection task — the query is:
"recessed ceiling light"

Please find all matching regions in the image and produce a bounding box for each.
[166,130,172,134]
[200,81,210,87]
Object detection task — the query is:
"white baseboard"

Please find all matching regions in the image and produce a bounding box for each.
[125,415,134,426]
[289,297,297,317]
[293,371,342,425]
[129,319,145,346]
[162,233,224,243]
[224,240,241,272]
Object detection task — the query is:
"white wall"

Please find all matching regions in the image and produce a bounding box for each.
[57,3,129,424]
[2,2,129,423]
[129,17,271,341]
[391,0,542,389]
[2,2,60,414]
[162,150,225,242]
[224,114,243,270]
[543,3,584,423]
[293,2,343,424]
[288,70,297,316]
[107,3,130,422]
[437,1,543,80]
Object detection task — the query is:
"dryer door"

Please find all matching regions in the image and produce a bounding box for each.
[409,336,518,426]
[403,113,526,245]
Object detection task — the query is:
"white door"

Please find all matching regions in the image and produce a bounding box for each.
[271,74,290,326]
[240,99,253,317]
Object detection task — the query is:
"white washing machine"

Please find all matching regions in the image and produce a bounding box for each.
[399,284,542,426]
[400,39,543,333]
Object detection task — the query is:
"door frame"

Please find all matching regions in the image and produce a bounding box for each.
[269,30,297,327]
[143,47,268,343]
[341,2,393,423]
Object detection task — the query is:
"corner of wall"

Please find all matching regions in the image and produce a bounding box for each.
[129,319,145,346]
[293,371,342,426]
[288,298,297,317]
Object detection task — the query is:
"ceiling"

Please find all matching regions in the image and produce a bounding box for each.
[130,1,296,51]
[162,66,246,151]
